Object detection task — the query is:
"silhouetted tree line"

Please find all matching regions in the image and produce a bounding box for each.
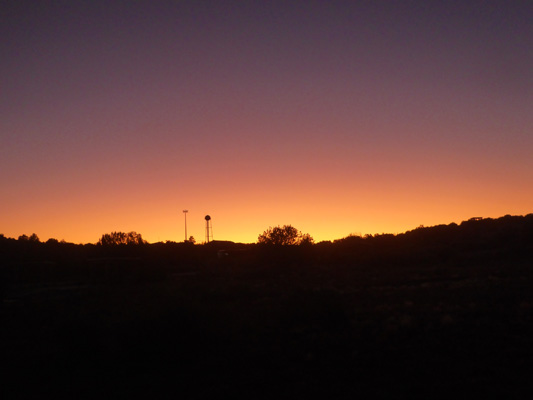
[1,214,532,284]
[2,216,533,399]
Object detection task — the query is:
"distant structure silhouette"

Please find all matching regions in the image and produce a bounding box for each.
[205,215,212,243]
[183,210,188,242]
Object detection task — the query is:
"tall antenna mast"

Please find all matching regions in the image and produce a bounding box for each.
[183,210,188,242]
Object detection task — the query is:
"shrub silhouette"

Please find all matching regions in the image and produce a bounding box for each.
[258,225,314,245]
[97,231,147,246]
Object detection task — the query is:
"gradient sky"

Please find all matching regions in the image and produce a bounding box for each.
[2,0,532,244]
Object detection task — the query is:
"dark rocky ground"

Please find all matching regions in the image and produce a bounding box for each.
[2,252,533,399]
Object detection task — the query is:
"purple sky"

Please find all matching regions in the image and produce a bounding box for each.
[1,0,532,243]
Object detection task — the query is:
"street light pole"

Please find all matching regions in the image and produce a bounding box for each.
[183,210,188,242]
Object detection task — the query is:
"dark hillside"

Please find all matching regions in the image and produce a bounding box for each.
[1,215,533,398]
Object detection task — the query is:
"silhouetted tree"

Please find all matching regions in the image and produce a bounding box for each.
[188,236,196,244]
[18,234,29,241]
[300,233,314,246]
[29,233,40,243]
[97,231,147,246]
[258,225,313,245]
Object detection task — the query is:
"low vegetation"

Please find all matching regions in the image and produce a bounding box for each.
[1,214,533,398]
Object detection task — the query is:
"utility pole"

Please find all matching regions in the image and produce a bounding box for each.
[183,210,188,242]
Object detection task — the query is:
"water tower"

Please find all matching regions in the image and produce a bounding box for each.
[205,215,213,243]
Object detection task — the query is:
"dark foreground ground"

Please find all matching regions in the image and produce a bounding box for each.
[2,251,533,400]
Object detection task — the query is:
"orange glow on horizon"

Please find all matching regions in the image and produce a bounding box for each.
[2,2,531,245]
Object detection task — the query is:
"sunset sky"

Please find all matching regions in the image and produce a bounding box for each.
[1,0,532,244]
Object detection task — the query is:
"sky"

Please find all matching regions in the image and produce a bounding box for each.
[1,0,532,244]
